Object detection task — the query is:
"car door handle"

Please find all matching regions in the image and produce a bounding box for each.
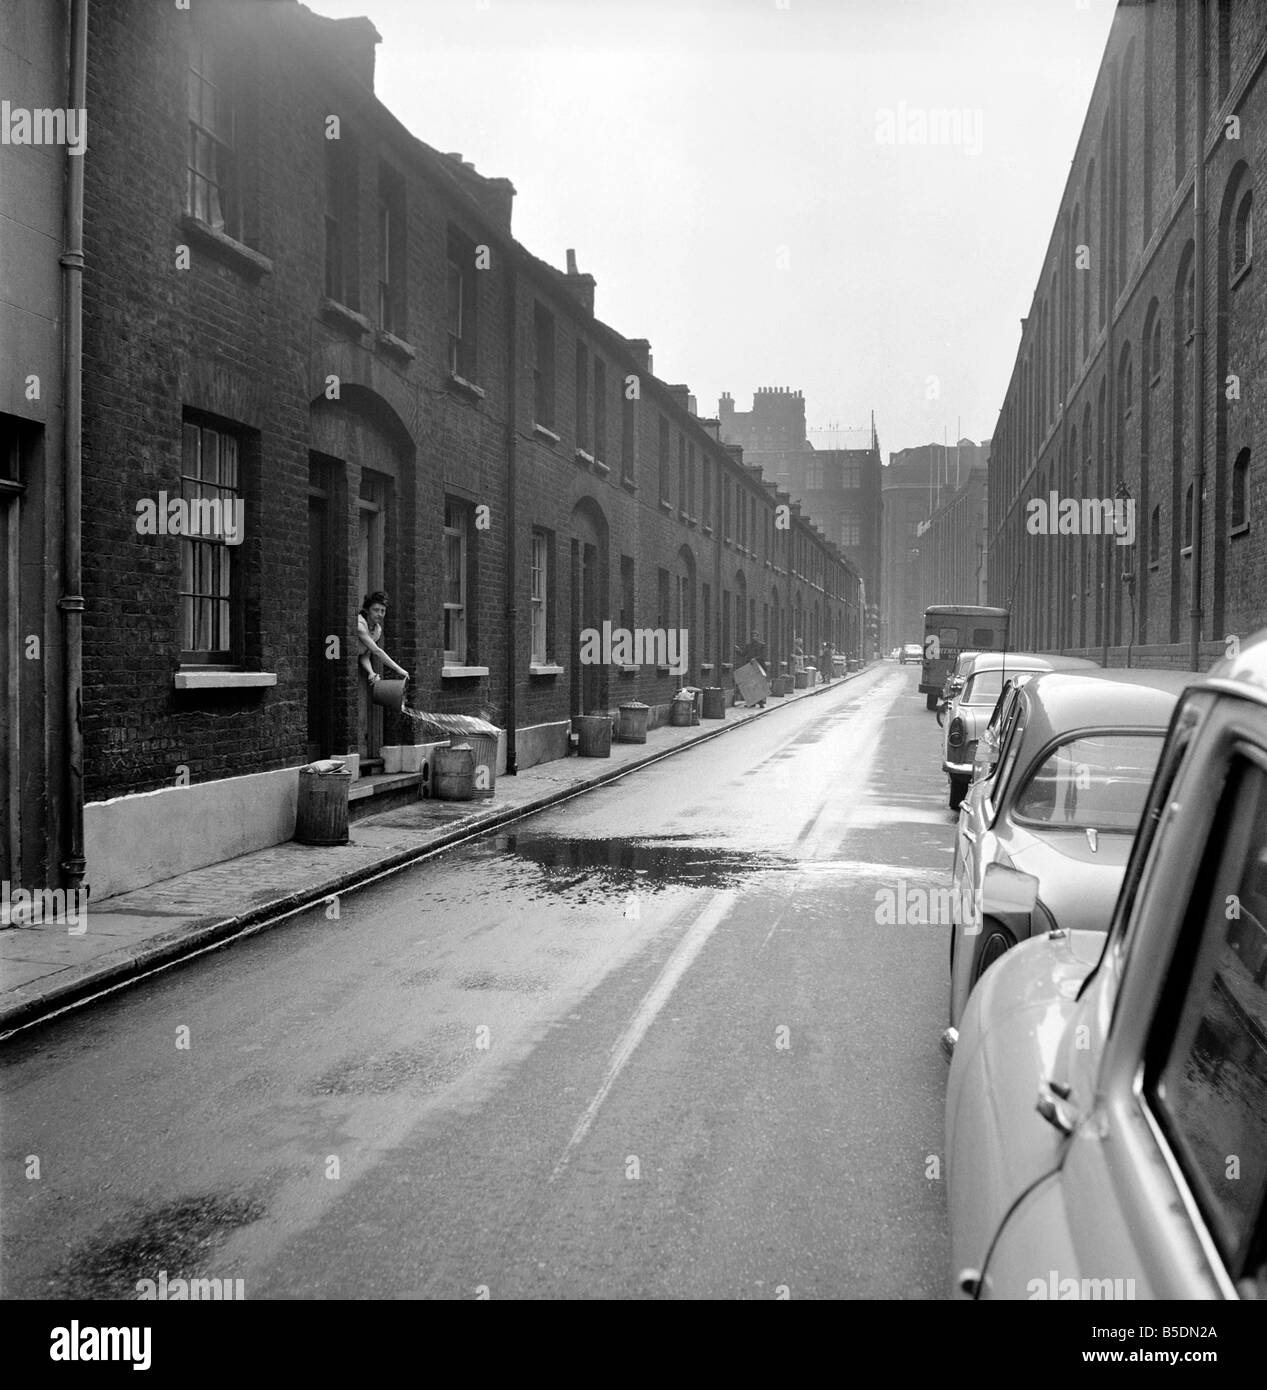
[1035,1079,1078,1135]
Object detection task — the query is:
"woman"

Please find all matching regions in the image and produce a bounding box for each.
[356,591,409,686]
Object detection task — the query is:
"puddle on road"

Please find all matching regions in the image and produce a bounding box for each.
[491,832,790,899]
[49,1191,266,1298]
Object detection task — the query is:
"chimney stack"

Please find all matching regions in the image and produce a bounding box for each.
[564,248,596,315]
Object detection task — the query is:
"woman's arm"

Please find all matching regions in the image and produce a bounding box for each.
[356,616,408,679]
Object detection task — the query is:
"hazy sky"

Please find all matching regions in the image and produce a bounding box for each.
[306,0,1118,458]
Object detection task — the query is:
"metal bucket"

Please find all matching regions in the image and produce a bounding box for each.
[370,677,406,710]
[433,743,476,801]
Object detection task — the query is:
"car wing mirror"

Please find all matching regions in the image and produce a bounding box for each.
[981,863,1040,917]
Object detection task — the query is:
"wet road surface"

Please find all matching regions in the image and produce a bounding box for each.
[1,664,957,1299]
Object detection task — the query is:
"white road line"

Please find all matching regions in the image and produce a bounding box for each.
[549,887,739,1182]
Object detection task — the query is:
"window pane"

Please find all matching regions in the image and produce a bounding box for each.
[1152,762,1267,1271]
[1013,733,1164,830]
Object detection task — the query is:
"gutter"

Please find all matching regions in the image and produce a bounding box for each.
[1189,10,1208,673]
[58,0,88,891]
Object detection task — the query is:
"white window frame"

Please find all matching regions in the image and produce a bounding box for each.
[530,530,548,664]
[444,503,467,664]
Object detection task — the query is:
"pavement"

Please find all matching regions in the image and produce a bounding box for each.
[0,666,873,1036]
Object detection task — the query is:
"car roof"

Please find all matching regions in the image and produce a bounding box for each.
[966,651,1099,676]
[1017,668,1197,742]
[1204,627,1267,710]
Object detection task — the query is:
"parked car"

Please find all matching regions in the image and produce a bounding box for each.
[945,668,1193,1029]
[935,649,982,715]
[940,653,1098,810]
[900,642,922,665]
[945,635,1267,1300]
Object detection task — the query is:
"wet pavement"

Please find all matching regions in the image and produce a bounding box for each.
[0,663,958,1299]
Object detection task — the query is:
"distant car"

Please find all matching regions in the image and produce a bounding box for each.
[946,635,1267,1300]
[900,642,922,665]
[945,668,1194,1029]
[940,653,1098,809]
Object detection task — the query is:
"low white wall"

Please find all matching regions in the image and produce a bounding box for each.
[516,721,570,770]
[85,764,303,900]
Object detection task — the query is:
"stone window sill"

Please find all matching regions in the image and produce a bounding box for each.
[447,373,485,401]
[534,423,561,444]
[659,499,673,513]
[701,524,713,536]
[441,665,489,678]
[377,329,417,361]
[179,215,273,278]
[576,448,595,466]
[174,668,277,690]
[1231,259,1252,290]
[320,297,370,336]
[621,477,637,492]
[529,663,564,675]
[1231,521,1250,537]
[593,458,611,476]
[1181,545,1192,558]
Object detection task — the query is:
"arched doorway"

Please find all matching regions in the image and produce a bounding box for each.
[677,545,697,683]
[570,496,609,715]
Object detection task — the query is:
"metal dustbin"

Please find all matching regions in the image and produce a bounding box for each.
[701,687,725,720]
[617,701,650,743]
[670,690,695,727]
[794,669,810,689]
[295,762,352,845]
[574,713,613,757]
[465,730,500,795]
[433,742,476,800]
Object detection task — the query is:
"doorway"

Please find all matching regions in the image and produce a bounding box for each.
[357,472,386,769]
[306,457,336,759]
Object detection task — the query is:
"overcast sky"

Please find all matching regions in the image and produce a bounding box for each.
[305,0,1118,459]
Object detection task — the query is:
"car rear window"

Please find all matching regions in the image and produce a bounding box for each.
[971,627,998,646]
[963,670,1006,704]
[1013,733,1164,830]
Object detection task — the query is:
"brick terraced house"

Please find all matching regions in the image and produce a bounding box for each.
[989,0,1267,667]
[2,0,861,899]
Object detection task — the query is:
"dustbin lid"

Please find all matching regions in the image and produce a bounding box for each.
[619,701,649,710]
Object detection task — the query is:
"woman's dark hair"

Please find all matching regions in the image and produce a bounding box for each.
[360,590,390,616]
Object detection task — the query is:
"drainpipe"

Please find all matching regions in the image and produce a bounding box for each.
[504,258,518,774]
[58,0,88,891]
[1188,6,1208,673]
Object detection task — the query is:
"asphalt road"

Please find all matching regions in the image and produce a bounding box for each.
[1,664,958,1300]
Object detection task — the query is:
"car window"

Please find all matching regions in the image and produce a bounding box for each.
[1012,733,1165,831]
[986,708,1027,816]
[1147,754,1267,1284]
[1101,707,1201,987]
[970,627,996,646]
[962,670,1006,705]
[938,626,960,648]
